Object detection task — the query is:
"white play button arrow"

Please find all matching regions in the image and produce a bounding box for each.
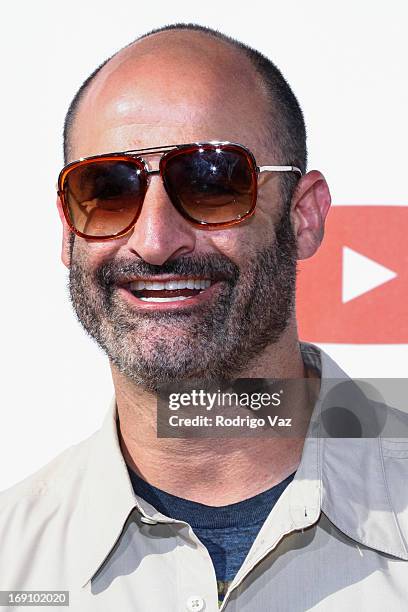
[342,246,397,303]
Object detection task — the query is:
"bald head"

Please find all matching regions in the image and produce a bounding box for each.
[63,24,306,203]
[70,30,269,160]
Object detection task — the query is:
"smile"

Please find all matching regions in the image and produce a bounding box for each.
[124,277,213,303]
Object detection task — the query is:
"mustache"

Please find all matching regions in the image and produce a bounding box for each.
[95,253,241,288]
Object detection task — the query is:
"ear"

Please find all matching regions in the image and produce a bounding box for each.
[56,196,73,268]
[290,170,331,260]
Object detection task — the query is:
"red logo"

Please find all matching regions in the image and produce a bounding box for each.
[296,206,408,343]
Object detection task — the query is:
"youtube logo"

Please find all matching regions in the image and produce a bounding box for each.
[296,206,408,343]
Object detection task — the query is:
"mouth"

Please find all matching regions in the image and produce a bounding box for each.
[117,276,220,310]
[126,277,212,302]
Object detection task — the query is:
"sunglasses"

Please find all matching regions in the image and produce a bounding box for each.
[57,141,302,240]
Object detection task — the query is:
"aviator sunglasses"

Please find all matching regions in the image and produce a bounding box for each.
[57,141,302,240]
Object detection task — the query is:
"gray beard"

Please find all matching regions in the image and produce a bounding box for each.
[68,208,298,391]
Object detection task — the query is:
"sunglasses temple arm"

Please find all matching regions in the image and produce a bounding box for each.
[258,165,303,177]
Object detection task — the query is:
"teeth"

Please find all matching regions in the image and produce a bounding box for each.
[139,296,189,302]
[165,281,179,290]
[129,279,212,291]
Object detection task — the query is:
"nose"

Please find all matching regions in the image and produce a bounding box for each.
[123,173,196,265]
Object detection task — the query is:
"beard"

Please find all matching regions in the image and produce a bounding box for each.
[68,207,298,391]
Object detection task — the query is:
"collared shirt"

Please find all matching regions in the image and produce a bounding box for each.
[1,341,408,611]
[128,463,296,606]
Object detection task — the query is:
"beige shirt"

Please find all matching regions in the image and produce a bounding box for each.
[1,341,407,611]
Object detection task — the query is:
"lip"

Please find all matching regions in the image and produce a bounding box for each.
[117,280,223,312]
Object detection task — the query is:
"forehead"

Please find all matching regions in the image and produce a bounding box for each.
[71,32,272,160]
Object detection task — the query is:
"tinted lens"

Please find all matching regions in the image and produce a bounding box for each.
[162,145,256,224]
[62,159,146,237]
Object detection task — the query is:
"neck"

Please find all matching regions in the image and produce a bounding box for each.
[112,328,320,506]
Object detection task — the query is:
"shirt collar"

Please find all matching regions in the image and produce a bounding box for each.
[75,341,408,587]
[300,341,408,561]
[75,393,183,588]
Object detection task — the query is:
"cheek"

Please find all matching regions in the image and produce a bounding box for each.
[256,177,284,226]
[202,219,272,267]
[73,237,123,269]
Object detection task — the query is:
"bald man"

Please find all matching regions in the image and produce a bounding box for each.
[1,23,408,612]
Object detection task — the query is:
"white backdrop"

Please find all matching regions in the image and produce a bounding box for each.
[0,0,407,490]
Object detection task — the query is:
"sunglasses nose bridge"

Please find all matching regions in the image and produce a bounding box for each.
[144,168,163,197]
[140,152,162,173]
[138,153,162,190]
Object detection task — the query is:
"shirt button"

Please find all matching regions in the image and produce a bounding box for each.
[186,595,205,611]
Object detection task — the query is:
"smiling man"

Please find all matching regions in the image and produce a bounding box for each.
[1,23,408,612]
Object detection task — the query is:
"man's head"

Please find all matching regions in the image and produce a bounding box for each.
[57,24,330,390]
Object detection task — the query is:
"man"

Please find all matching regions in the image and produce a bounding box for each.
[1,23,407,612]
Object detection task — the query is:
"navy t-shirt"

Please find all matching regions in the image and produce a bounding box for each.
[128,467,295,605]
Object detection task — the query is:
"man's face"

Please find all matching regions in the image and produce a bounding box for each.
[64,33,298,390]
